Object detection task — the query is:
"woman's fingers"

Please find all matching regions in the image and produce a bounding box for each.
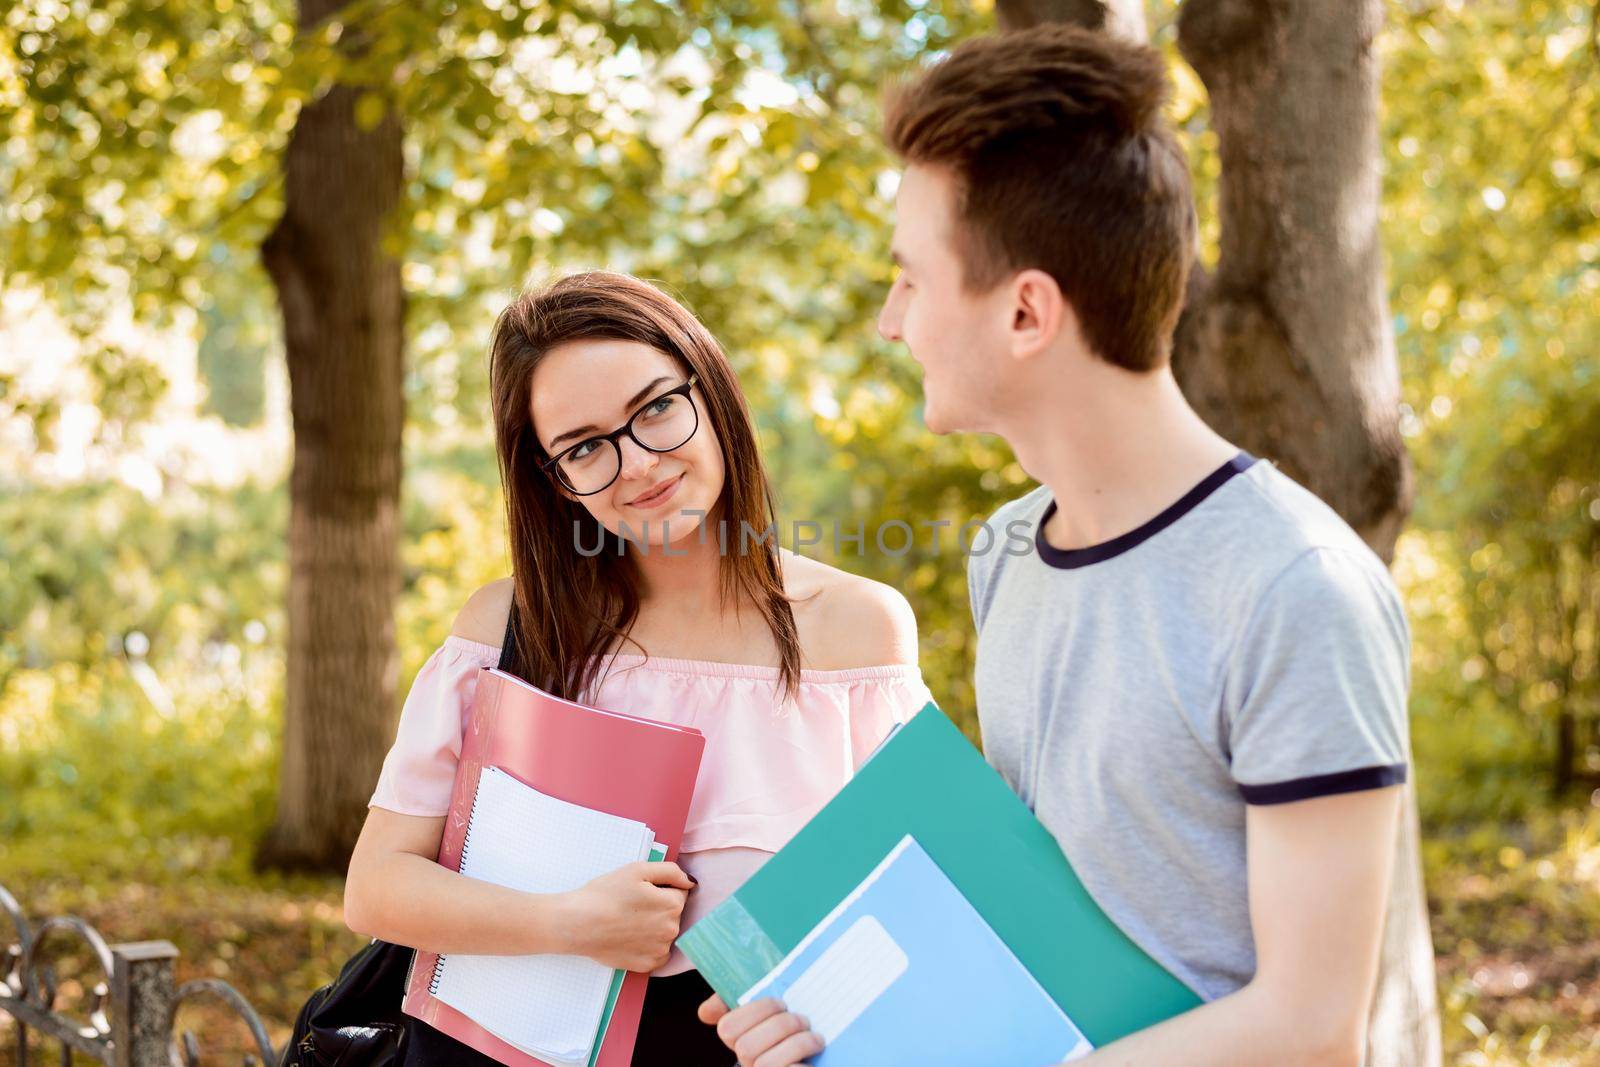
[635,860,696,891]
[698,993,730,1025]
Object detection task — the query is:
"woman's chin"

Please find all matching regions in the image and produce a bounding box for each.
[629,501,716,549]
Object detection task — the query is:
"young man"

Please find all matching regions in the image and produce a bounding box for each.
[702,25,1409,1067]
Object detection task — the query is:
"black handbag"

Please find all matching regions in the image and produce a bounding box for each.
[278,937,411,1067]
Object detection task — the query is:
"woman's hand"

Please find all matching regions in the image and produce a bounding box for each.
[561,861,695,972]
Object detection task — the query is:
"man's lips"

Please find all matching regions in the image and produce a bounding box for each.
[628,473,683,507]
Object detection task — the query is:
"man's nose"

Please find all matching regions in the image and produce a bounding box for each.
[877,296,902,342]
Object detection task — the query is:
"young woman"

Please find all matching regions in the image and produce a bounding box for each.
[342,271,932,1064]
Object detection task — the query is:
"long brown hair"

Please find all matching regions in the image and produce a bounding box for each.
[489,271,801,700]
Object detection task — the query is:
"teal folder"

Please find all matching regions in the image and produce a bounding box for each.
[586,842,666,1067]
[677,704,1202,1049]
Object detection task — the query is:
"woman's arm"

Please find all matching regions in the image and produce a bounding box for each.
[345,805,696,971]
[342,579,694,971]
[344,807,575,956]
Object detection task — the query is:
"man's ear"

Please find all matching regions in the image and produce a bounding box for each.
[1007,268,1067,363]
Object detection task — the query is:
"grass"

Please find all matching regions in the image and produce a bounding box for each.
[1426,807,1600,1064]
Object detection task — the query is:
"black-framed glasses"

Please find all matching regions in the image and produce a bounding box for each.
[540,375,700,496]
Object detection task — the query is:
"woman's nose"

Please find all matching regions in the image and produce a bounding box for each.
[617,436,660,480]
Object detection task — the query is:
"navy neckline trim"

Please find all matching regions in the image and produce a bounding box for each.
[1034,452,1257,570]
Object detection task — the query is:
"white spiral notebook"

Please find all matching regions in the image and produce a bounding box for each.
[428,766,659,1067]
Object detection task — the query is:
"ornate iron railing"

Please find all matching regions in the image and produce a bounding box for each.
[0,883,280,1066]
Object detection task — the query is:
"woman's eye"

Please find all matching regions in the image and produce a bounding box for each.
[568,440,601,461]
[641,397,674,419]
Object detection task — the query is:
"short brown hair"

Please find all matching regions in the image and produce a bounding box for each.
[884,25,1195,372]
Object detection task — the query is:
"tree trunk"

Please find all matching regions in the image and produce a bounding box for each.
[256,0,406,872]
[995,0,1147,40]
[997,1,1440,1063]
[1172,0,1412,556]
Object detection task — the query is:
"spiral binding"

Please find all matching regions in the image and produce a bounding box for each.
[427,955,447,994]
[428,765,491,996]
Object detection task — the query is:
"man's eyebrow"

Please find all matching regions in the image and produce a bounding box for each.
[547,375,675,450]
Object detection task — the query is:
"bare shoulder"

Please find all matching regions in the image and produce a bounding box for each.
[449,577,514,647]
[783,552,919,671]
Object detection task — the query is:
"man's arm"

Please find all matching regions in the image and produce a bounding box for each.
[1067,785,1401,1067]
[700,785,1400,1067]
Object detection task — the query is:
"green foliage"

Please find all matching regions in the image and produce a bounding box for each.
[1383,0,1600,797]
[3,0,1600,1059]
[196,249,277,425]
[0,441,518,881]
[0,0,1591,860]
[0,0,297,325]
[0,480,285,874]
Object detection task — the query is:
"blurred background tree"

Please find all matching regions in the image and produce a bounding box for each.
[2,0,1597,1061]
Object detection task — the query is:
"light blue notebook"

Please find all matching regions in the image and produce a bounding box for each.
[740,835,1093,1066]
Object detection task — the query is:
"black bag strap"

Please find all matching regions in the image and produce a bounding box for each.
[496,594,518,674]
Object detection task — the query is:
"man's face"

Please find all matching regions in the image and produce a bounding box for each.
[877,164,1012,434]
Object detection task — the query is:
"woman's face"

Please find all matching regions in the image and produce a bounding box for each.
[530,338,725,548]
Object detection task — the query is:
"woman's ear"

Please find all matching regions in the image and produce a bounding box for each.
[1007,268,1066,364]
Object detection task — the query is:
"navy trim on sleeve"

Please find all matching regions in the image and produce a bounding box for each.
[1238,763,1409,805]
[1035,452,1257,570]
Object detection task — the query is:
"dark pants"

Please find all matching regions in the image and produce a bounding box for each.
[634,970,736,1066]
[403,970,733,1066]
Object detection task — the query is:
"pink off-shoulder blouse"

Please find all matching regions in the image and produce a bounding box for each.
[368,635,933,975]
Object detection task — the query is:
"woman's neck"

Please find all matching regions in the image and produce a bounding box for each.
[630,521,726,615]
[617,516,787,665]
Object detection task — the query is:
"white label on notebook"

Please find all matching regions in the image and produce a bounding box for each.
[778,914,909,1045]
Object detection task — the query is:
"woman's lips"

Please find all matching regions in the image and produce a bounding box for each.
[630,473,683,508]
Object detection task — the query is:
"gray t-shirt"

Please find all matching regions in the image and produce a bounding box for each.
[968,454,1410,1002]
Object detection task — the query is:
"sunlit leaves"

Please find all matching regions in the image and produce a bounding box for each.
[1383,0,1600,788]
[8,0,1593,763]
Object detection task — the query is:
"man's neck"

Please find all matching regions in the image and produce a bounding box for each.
[1003,365,1240,552]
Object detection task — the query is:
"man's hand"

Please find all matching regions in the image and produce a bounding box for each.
[698,993,823,1067]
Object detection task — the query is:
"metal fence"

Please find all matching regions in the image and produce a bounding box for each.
[0,883,279,1066]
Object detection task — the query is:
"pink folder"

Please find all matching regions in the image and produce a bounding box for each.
[402,667,706,1066]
